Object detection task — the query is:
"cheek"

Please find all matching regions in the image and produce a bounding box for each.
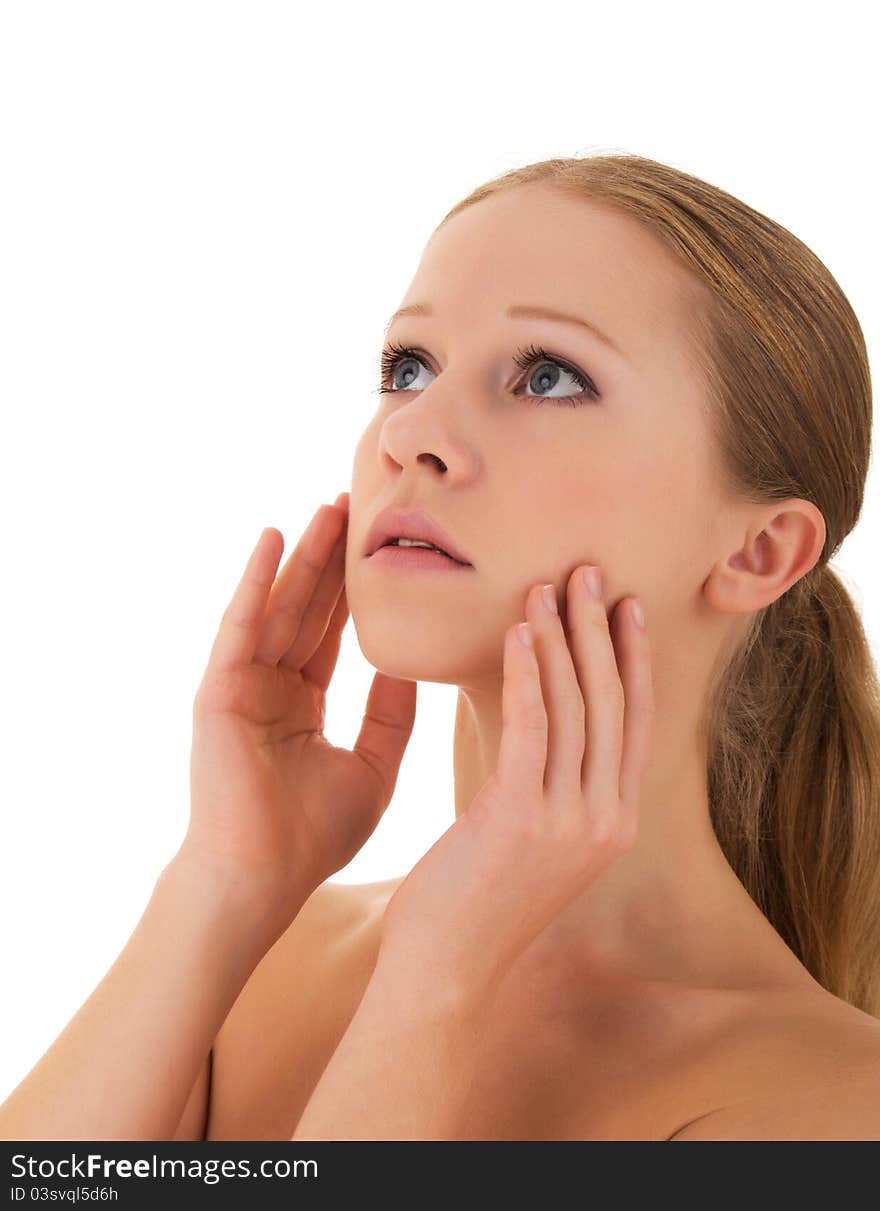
[537,458,670,597]
[537,468,627,552]
[352,422,376,464]
[349,428,380,499]
[610,439,718,607]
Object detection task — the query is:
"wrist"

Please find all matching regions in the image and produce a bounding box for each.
[368,949,494,1031]
[160,847,310,959]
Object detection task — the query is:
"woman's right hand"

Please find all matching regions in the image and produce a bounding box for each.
[178,494,418,937]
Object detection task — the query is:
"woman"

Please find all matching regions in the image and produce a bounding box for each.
[3,152,880,1141]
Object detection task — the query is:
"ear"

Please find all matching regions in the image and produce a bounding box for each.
[704,498,827,615]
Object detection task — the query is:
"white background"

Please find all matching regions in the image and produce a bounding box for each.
[1,1,877,1103]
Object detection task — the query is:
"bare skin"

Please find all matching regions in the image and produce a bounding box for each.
[10,171,877,1142]
[346,181,827,994]
[202,878,880,1141]
[189,182,880,1140]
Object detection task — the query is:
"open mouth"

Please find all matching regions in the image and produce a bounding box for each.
[369,541,473,570]
[382,539,466,563]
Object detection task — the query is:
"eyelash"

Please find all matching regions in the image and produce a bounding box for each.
[375,341,600,407]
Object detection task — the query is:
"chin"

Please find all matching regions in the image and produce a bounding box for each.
[348,622,459,685]
[356,627,511,698]
[358,648,463,688]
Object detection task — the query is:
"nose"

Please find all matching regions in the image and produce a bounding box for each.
[398,452,449,475]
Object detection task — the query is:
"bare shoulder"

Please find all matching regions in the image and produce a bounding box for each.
[290,876,377,934]
[207,877,399,1140]
[301,876,401,935]
[669,985,880,1140]
[218,875,392,1025]
[263,875,399,950]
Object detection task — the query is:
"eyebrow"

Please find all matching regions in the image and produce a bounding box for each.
[384,301,628,361]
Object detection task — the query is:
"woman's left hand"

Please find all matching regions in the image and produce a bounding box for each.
[372,563,656,1012]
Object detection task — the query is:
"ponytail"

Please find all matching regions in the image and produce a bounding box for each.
[706,563,880,1016]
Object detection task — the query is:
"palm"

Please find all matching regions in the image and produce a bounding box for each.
[190,665,389,888]
[184,505,417,913]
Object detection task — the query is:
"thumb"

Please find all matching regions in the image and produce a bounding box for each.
[352,672,418,806]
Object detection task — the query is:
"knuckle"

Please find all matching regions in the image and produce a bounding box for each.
[554,809,587,847]
[193,674,220,707]
[194,666,246,715]
[617,817,639,851]
[588,608,610,634]
[588,813,621,851]
[520,710,548,736]
[597,680,625,712]
[520,811,547,845]
[222,607,250,633]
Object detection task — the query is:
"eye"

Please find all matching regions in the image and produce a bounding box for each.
[374,341,600,407]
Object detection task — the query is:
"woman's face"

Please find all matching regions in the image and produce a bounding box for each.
[346,182,731,691]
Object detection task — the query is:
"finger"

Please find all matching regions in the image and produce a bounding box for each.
[350,671,418,814]
[613,598,654,840]
[272,506,348,670]
[253,504,347,667]
[298,579,350,692]
[279,487,350,674]
[564,566,625,814]
[205,526,287,674]
[495,620,548,805]
[526,581,588,798]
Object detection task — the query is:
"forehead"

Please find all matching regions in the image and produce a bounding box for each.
[409,183,703,373]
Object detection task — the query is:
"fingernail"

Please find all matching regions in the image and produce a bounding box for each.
[304,508,324,539]
[517,622,534,648]
[632,599,645,629]
[583,566,602,598]
[542,584,558,614]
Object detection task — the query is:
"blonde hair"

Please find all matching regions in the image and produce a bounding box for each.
[434,153,880,1017]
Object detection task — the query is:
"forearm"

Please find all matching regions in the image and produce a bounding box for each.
[290,973,489,1141]
[0,854,300,1141]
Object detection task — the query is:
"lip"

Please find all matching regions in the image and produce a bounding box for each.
[368,545,474,573]
[364,506,474,566]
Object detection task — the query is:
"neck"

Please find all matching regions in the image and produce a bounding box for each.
[451,645,804,994]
